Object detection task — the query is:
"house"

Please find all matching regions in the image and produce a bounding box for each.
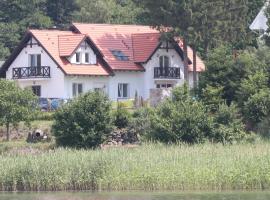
[0,61,4,71]
[0,23,205,101]
[250,1,269,34]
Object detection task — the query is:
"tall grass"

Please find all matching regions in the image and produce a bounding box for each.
[0,142,270,191]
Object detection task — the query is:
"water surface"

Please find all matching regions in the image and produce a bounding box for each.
[1,191,270,200]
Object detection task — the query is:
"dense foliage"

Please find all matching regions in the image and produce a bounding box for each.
[52,91,112,148]
[149,85,246,144]
[0,79,37,141]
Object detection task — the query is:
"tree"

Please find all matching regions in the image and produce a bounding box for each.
[199,45,262,104]
[73,0,143,24]
[52,91,112,148]
[0,79,37,141]
[45,0,79,27]
[0,0,51,57]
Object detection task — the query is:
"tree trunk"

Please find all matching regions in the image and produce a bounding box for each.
[183,39,189,85]
[6,122,10,141]
[193,47,197,88]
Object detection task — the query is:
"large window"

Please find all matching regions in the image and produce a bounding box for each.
[32,85,41,97]
[118,83,129,98]
[159,55,170,68]
[72,83,83,97]
[29,54,41,67]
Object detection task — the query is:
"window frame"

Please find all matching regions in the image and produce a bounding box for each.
[75,52,81,63]
[159,55,170,68]
[32,85,41,97]
[84,52,90,63]
[29,54,41,67]
[72,83,83,97]
[118,83,129,99]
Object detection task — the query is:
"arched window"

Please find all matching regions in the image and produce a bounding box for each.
[159,56,170,68]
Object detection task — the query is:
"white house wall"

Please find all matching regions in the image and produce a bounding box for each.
[142,47,185,98]
[108,71,144,101]
[64,75,109,99]
[6,38,65,98]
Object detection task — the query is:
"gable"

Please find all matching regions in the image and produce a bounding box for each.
[58,34,86,57]
[1,30,112,77]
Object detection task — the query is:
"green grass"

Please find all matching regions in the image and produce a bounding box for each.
[0,142,270,191]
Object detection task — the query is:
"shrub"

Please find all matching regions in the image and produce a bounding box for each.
[112,102,131,129]
[52,91,112,148]
[257,117,270,138]
[212,103,246,143]
[129,107,153,139]
[149,86,213,144]
[243,89,270,126]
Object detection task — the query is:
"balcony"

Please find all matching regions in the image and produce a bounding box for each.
[154,67,180,79]
[12,66,50,79]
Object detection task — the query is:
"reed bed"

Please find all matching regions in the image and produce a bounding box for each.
[0,142,270,191]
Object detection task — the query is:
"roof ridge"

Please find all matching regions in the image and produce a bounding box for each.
[72,22,152,28]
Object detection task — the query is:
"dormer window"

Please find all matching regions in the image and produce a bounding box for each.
[111,50,129,61]
[75,52,81,63]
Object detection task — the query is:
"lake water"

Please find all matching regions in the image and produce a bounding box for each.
[1,191,270,200]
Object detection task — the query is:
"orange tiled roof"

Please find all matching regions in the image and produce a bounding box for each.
[26,24,205,76]
[30,30,110,76]
[73,23,205,72]
[58,34,86,57]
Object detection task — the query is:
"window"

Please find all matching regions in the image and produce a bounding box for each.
[29,54,41,67]
[111,50,129,61]
[32,85,41,97]
[156,83,173,89]
[75,52,81,63]
[118,83,129,98]
[85,53,89,63]
[159,56,170,68]
[72,83,83,97]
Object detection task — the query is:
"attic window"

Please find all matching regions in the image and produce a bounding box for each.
[111,50,129,61]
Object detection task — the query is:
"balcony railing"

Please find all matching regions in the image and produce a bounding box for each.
[154,67,180,79]
[12,66,50,79]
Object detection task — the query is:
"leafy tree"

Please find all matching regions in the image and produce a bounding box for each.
[237,71,269,107]
[201,85,224,113]
[52,91,112,148]
[45,0,79,27]
[0,79,37,141]
[0,0,51,56]
[74,0,143,24]
[199,45,262,104]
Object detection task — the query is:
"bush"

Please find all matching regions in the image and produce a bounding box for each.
[149,86,213,144]
[112,102,131,129]
[257,117,270,138]
[243,89,270,126]
[129,107,153,139]
[52,91,112,148]
[212,103,246,143]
